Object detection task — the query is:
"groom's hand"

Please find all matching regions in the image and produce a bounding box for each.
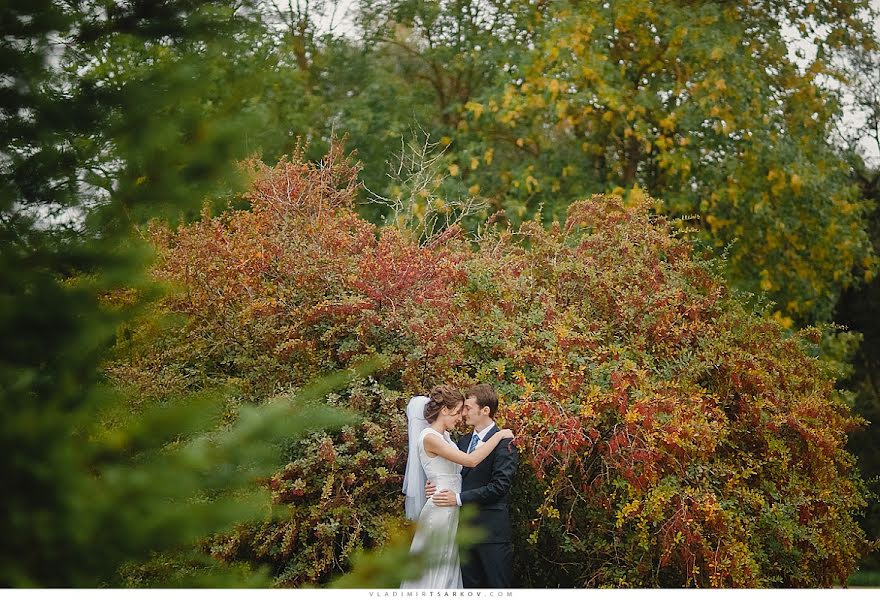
[425,480,437,498]
[432,490,457,507]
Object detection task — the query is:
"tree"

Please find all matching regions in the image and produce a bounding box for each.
[0,0,383,587]
[442,0,878,325]
[830,34,880,574]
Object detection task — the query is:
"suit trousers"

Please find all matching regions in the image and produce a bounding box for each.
[461,542,514,588]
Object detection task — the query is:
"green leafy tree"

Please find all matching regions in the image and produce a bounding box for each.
[0,0,397,588]
[442,0,878,325]
[831,35,880,574]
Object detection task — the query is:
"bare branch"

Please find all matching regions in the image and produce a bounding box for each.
[364,125,486,246]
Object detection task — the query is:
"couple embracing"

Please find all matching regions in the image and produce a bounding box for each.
[401,384,518,589]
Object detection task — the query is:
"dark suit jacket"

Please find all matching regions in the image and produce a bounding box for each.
[458,425,519,544]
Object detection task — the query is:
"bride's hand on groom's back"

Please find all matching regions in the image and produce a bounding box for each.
[499,428,515,440]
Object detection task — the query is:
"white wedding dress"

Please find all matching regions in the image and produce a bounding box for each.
[400,428,463,589]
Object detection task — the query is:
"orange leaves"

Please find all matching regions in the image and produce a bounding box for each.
[129,151,868,587]
[353,228,466,313]
[243,142,360,220]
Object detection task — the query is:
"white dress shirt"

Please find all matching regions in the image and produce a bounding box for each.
[456,421,495,506]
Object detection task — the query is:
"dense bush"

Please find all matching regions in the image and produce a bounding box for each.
[113,147,871,587]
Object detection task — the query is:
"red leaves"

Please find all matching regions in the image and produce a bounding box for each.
[130,157,868,587]
[353,229,466,313]
[505,401,592,482]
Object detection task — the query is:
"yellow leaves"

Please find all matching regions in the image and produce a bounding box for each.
[715,78,727,91]
[616,499,641,528]
[579,403,597,419]
[627,183,649,206]
[561,164,575,178]
[135,175,147,186]
[528,94,546,109]
[670,25,689,46]
[772,311,794,329]
[483,148,494,165]
[499,110,518,126]
[710,47,724,61]
[512,367,540,398]
[502,85,517,108]
[766,168,787,196]
[602,110,615,123]
[468,183,481,196]
[448,164,460,177]
[525,175,540,193]
[538,502,561,519]
[440,136,452,146]
[835,198,856,215]
[760,269,773,291]
[320,472,335,501]
[464,101,484,119]
[470,156,480,170]
[547,78,561,95]
[659,115,676,132]
[624,406,640,424]
[516,137,525,147]
[554,322,570,338]
[790,173,803,195]
[580,65,598,82]
[555,99,569,119]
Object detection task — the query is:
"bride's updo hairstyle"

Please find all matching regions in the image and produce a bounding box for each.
[424,385,465,423]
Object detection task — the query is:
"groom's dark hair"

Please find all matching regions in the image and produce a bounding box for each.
[466,383,498,418]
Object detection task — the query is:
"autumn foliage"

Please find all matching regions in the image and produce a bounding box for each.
[112,148,870,587]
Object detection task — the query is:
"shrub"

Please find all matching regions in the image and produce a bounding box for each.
[114,146,871,587]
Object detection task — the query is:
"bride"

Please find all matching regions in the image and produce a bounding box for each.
[401,385,514,589]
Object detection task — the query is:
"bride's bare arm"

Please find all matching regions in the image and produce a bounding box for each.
[423,429,514,468]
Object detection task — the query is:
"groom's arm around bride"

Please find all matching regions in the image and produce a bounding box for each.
[428,384,519,588]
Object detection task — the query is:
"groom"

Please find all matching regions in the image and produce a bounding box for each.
[426,383,518,588]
